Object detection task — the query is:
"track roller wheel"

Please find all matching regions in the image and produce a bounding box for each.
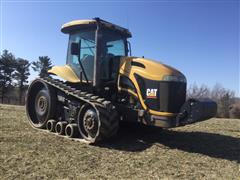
[65,124,79,138]
[26,79,56,129]
[77,105,119,143]
[46,120,57,132]
[55,121,68,135]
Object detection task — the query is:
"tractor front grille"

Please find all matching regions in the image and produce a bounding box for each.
[135,74,186,113]
[157,81,186,113]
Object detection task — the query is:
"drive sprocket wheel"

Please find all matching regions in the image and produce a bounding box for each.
[77,105,119,143]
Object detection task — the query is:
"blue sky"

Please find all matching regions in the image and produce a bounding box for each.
[0,0,239,96]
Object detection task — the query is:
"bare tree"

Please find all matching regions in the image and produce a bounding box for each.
[229,102,240,119]
[187,83,210,99]
[211,84,235,118]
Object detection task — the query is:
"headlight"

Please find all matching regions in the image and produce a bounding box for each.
[163,75,186,83]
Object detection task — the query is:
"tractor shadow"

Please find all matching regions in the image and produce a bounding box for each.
[99,122,240,162]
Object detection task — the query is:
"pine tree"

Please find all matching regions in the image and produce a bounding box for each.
[0,50,16,103]
[32,56,52,77]
[14,58,30,104]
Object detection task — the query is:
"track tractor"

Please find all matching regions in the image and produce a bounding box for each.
[26,18,217,143]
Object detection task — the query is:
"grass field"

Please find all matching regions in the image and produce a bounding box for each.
[0,104,239,179]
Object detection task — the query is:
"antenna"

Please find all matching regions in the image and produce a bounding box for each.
[125,8,129,30]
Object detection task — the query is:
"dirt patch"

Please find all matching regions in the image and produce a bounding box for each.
[0,104,239,179]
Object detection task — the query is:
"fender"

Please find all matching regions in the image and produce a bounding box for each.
[48,65,80,83]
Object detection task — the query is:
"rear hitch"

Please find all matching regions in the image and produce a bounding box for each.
[176,98,217,126]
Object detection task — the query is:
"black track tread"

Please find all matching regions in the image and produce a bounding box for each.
[41,76,113,109]
[36,76,119,143]
[97,107,119,140]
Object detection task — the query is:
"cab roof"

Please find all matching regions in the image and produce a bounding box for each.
[61,18,132,38]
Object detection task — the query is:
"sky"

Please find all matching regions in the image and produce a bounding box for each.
[0,0,239,96]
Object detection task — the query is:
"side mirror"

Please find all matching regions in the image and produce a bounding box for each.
[71,42,79,55]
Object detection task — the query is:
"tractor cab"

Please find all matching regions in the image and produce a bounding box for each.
[61,18,132,88]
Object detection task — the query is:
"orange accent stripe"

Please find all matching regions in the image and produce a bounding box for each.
[147,96,157,99]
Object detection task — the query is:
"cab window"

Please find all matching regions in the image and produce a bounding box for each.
[100,30,127,80]
[67,31,95,81]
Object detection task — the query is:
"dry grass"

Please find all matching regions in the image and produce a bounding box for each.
[0,104,239,179]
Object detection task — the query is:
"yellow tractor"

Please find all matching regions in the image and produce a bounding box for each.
[26,18,217,143]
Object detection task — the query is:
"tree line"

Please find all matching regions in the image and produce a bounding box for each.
[0,49,52,104]
[0,49,239,118]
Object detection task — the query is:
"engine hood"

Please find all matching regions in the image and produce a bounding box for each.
[119,57,186,81]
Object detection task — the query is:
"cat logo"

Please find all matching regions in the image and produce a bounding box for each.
[146,88,158,99]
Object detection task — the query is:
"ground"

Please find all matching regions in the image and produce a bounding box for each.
[0,104,239,179]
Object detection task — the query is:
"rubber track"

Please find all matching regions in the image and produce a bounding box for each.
[42,76,113,110]
[36,76,118,142]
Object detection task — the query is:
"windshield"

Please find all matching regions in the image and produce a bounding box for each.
[100,30,127,80]
[102,30,126,56]
[67,30,96,81]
